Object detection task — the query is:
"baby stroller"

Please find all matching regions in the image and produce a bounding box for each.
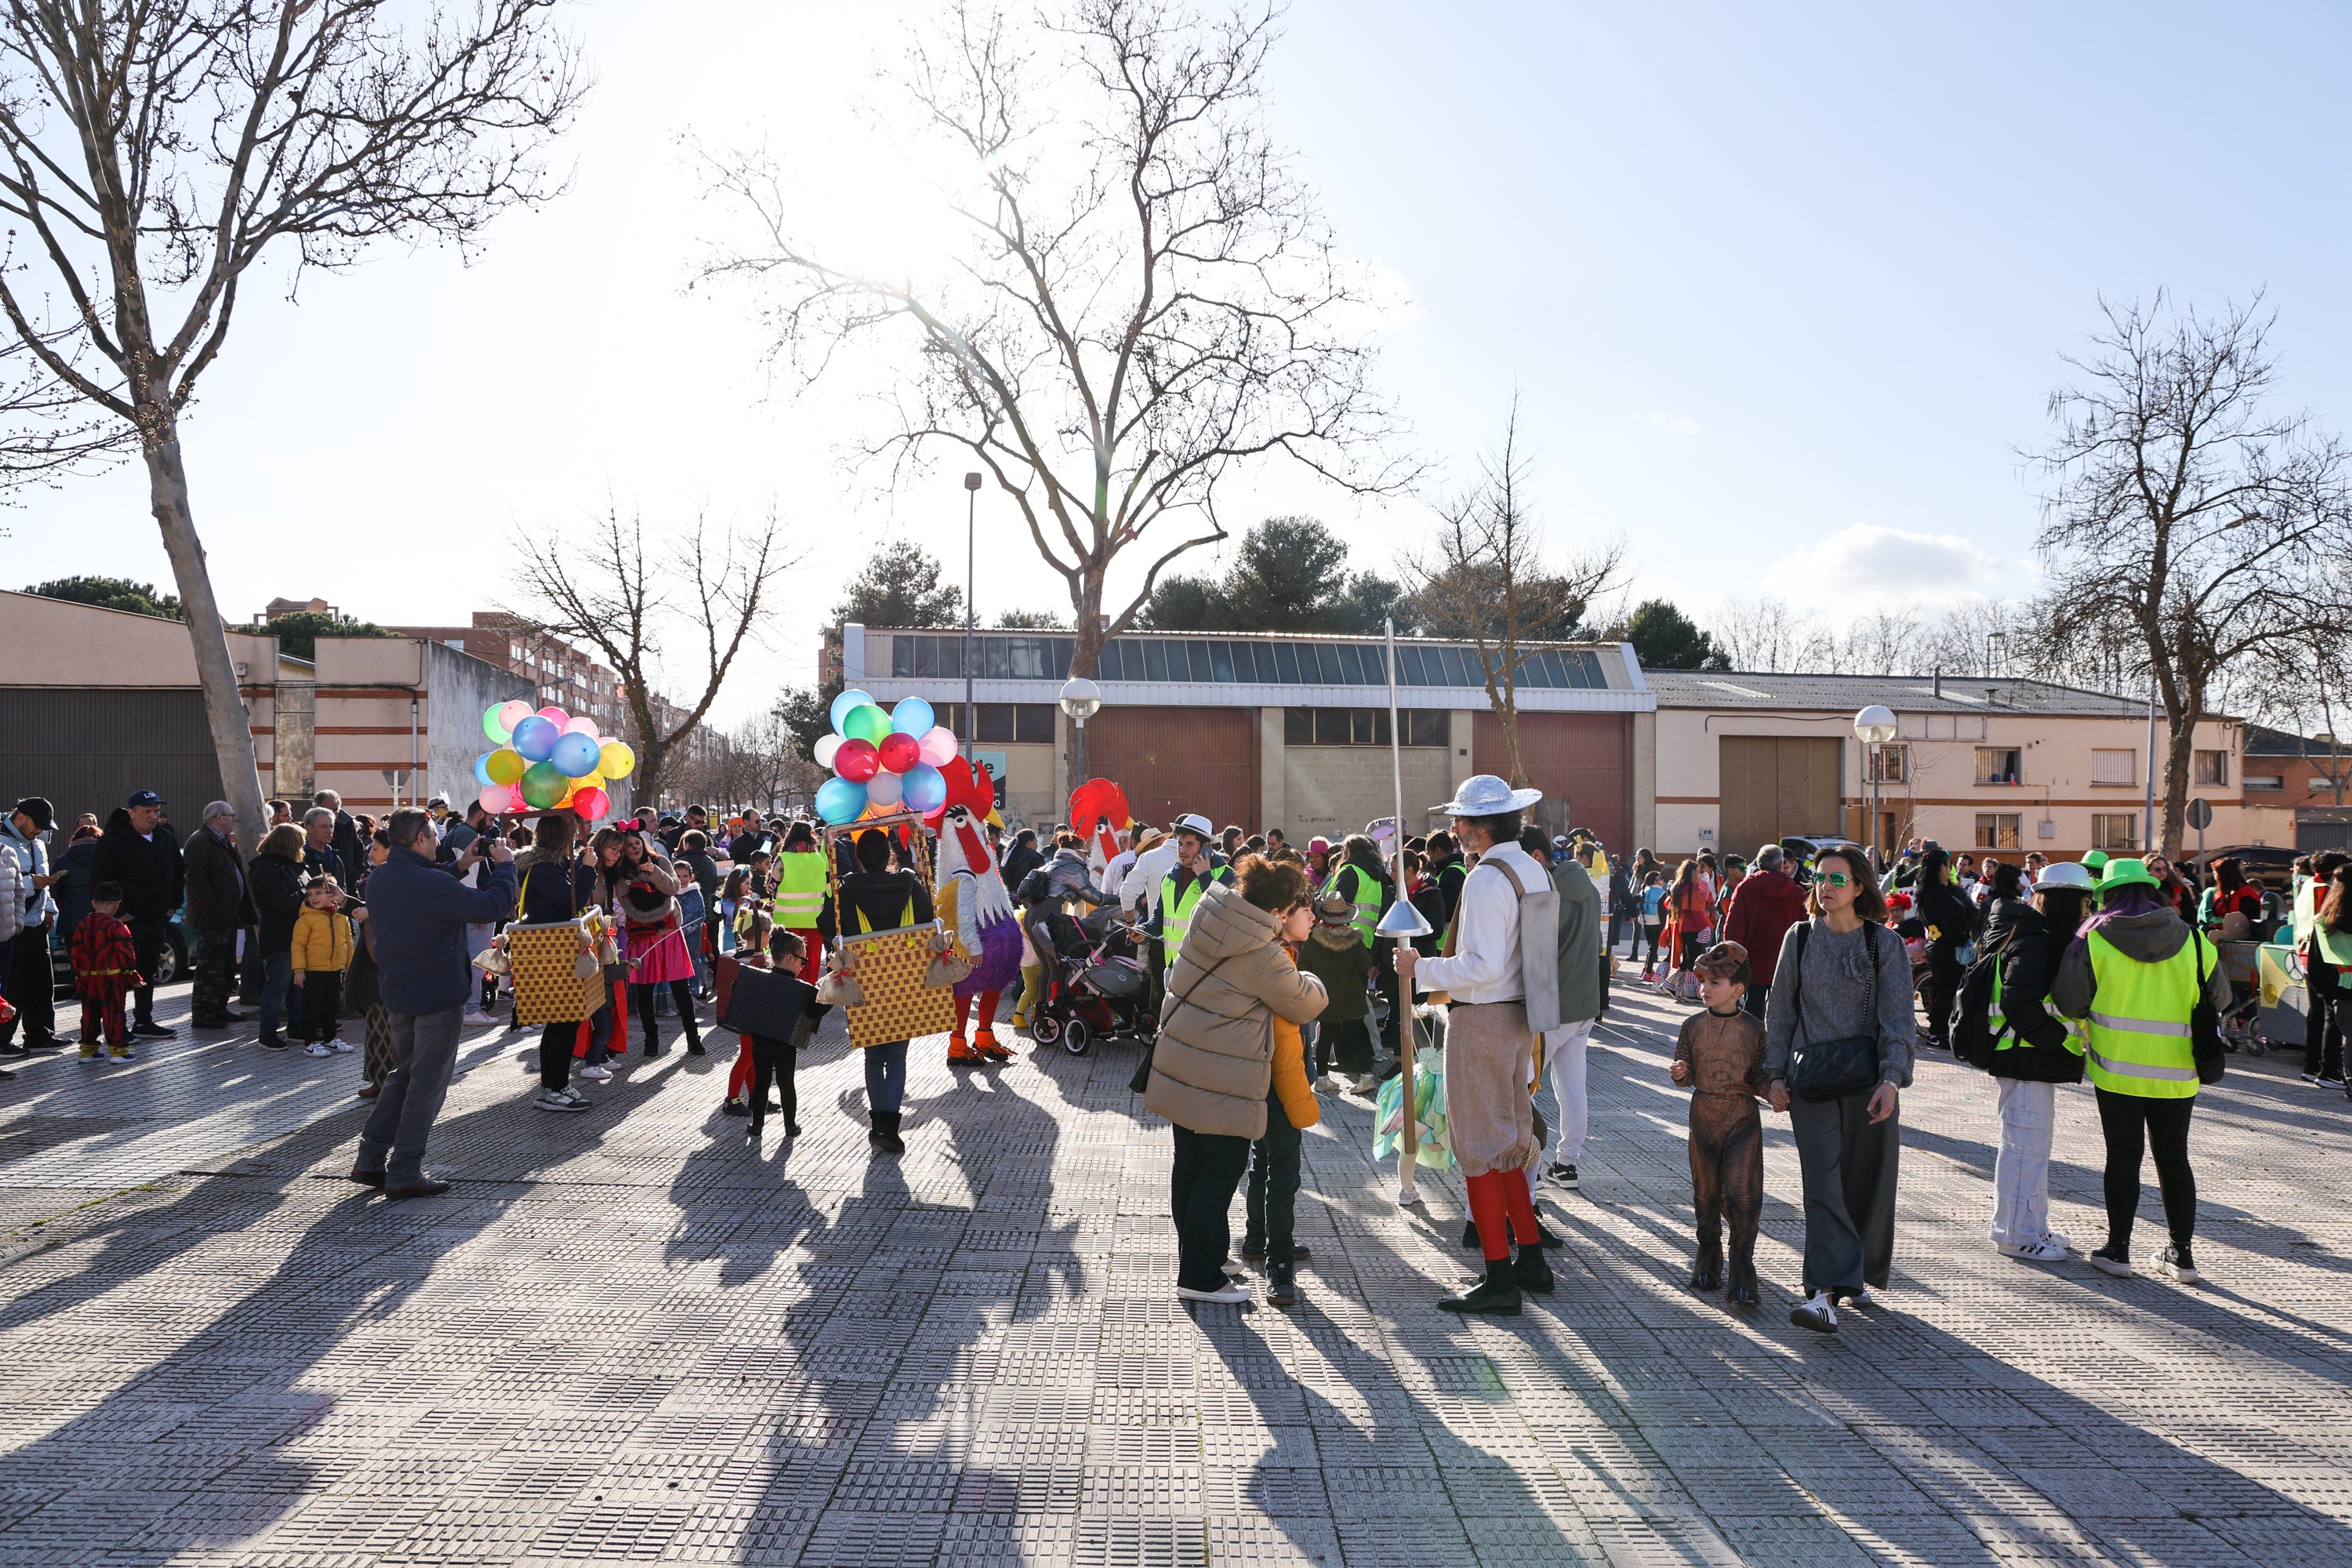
[1028,904,1153,1055]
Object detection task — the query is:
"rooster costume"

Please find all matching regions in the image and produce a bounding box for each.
[931,758,1023,1062]
[1069,779,1132,891]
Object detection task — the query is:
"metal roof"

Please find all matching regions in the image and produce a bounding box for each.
[1642,670,2160,718]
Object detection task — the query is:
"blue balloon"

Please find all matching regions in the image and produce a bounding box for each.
[550,731,601,779]
[829,688,875,733]
[510,714,559,762]
[473,753,495,788]
[901,761,947,814]
[890,696,935,738]
[513,714,562,761]
[815,776,868,825]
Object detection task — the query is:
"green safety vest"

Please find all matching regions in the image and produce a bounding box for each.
[2082,929,2210,1100]
[1160,866,1228,963]
[1988,958,2084,1057]
[2315,913,2352,969]
[2294,880,2324,949]
[774,851,829,929]
[1322,862,1381,949]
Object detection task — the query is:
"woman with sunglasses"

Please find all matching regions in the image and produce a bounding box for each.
[1763,844,1916,1334]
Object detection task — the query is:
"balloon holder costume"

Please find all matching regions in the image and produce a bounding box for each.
[931,758,1022,1062]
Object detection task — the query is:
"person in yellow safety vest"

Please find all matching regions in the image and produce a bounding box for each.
[1152,816,1230,972]
[722,822,830,1116]
[1319,834,1388,949]
[2296,851,2349,1087]
[1972,861,2093,1265]
[2053,856,2233,1286]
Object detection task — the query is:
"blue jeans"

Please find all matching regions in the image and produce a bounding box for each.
[864,1039,909,1113]
[356,1006,466,1186]
[259,951,293,1036]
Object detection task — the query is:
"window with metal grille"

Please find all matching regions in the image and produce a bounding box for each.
[2194,750,2228,786]
[2092,814,2140,852]
[1283,709,1446,746]
[1975,813,2021,849]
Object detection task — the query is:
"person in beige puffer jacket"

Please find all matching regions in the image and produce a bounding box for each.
[1145,857,1327,1303]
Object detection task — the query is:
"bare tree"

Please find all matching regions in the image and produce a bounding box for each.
[507,510,793,813]
[2029,294,2352,855]
[702,0,1407,792]
[1406,401,1622,787]
[2253,626,2352,808]
[0,2,579,843]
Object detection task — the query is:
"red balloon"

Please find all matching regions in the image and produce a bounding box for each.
[877,731,922,775]
[835,738,880,782]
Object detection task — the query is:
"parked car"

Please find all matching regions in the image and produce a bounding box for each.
[49,909,188,999]
[1778,835,1864,884]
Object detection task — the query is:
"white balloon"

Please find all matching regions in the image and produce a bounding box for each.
[865,769,906,807]
[813,733,844,769]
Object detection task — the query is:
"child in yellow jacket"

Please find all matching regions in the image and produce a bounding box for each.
[291,877,357,1057]
[1243,905,1324,1307]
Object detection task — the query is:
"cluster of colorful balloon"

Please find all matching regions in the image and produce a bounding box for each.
[811,691,957,824]
[472,700,636,818]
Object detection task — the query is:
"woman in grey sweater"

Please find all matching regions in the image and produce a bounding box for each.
[1763,844,1916,1334]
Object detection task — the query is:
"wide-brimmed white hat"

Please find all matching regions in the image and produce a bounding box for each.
[1433,775,1542,816]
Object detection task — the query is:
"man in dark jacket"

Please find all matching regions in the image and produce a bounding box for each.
[300,808,349,889]
[1722,846,1810,1020]
[92,792,183,1036]
[0,797,62,1051]
[349,810,515,1198]
[314,791,365,892]
[182,801,256,1028]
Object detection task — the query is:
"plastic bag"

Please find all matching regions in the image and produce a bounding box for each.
[1374,1062,1454,1171]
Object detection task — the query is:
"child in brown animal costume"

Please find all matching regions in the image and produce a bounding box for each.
[1671,941,1769,1305]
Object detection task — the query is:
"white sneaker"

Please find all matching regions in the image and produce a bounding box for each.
[2043,1231,2071,1251]
[464,1010,495,1026]
[331,1039,354,1054]
[1312,1075,1341,1093]
[1839,1287,1875,1308]
[303,1042,332,1058]
[1176,1281,1253,1305]
[1350,1074,1377,1095]
[533,1086,592,1112]
[1998,1238,2068,1261]
[1788,1291,1838,1334]
[577,1063,613,1082]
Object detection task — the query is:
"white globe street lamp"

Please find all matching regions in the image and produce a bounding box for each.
[1854,705,1898,863]
[1059,675,1102,793]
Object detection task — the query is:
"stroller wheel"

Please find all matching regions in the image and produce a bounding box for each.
[1064,1018,1093,1055]
[1030,1014,1062,1045]
[2245,1036,2269,1057]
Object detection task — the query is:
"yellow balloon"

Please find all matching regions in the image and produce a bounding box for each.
[599,740,637,779]
[573,771,604,794]
[486,748,528,785]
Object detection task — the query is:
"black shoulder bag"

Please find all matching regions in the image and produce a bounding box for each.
[2189,934,2226,1085]
[1784,921,1886,1104]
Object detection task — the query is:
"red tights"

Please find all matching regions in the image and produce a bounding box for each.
[1465,1169,1541,1261]
[954,990,1003,1034]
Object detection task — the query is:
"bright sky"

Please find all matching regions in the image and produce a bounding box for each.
[13,2,2352,724]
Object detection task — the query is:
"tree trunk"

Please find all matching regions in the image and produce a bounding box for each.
[1065,571,1105,804]
[2161,712,2194,858]
[143,412,270,850]
[1496,695,1530,788]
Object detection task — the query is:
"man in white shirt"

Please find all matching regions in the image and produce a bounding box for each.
[1100,826,1145,906]
[1121,818,1192,919]
[1396,775,1554,1316]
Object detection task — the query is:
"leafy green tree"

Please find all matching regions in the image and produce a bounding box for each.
[831,539,964,629]
[1138,517,1403,634]
[993,608,1069,630]
[266,612,396,662]
[24,575,182,619]
[1617,599,1730,670]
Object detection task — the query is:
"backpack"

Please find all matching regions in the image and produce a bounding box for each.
[1951,933,2009,1069]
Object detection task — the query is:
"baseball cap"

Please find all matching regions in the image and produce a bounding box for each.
[11,797,54,829]
[126,789,164,808]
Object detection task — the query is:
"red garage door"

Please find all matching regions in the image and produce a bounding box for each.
[1089,707,1260,834]
[1472,711,1632,853]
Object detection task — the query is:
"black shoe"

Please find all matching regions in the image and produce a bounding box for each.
[0,1065,14,1080]
[869,1109,905,1155]
[1529,1222,1565,1250]
[2158,1243,2201,1284]
[1726,1259,1759,1306]
[1513,1245,1555,1295]
[258,1032,289,1051]
[1690,1249,1723,1293]
[1265,1262,1298,1308]
[348,1167,386,1189]
[20,1036,67,1053]
[132,1021,172,1039]
[385,1177,451,1200]
[1240,1237,1267,1261]
[722,1097,750,1117]
[685,1036,706,1057]
[220,1010,247,1023]
[1439,1260,1522,1316]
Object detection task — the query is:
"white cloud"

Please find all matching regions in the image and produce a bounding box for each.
[1643,408,1703,436]
[1760,523,2009,601]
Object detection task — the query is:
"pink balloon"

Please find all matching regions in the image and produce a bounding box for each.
[571,786,611,821]
[477,782,517,814]
[561,716,599,738]
[834,738,880,782]
[917,726,958,766]
[877,731,921,775]
[536,706,570,729]
[496,699,534,731]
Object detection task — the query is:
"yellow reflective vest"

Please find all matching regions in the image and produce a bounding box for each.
[1988,959,2084,1058]
[1321,862,1382,949]
[2082,929,2212,1100]
[1160,866,1229,964]
[774,851,828,930]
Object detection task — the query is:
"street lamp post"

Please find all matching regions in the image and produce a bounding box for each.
[1058,676,1102,797]
[1854,705,1898,867]
[964,472,982,758]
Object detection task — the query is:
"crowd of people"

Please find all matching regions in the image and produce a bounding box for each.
[0,778,2314,1327]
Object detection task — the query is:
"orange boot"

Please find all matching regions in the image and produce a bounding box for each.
[975,1029,1011,1062]
[947,1034,979,1063]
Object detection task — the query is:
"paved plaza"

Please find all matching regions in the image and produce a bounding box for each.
[3,974,2352,1567]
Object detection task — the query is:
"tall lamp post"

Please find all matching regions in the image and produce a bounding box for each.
[1854,705,1897,868]
[1059,676,1102,796]
[963,472,982,757]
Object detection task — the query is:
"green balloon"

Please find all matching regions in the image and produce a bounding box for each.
[843,703,892,745]
[519,760,569,810]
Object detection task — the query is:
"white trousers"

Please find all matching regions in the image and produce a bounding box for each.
[1990,1077,2056,1247]
[1544,1019,1593,1165]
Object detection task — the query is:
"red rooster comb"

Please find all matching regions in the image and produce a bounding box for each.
[924,755,996,828]
[1068,778,1131,837]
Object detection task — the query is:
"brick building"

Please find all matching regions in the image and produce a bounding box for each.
[386,612,626,734]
